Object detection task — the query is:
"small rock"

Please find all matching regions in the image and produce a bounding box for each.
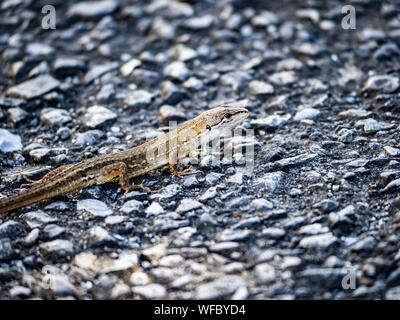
[120,200,144,215]
[23,210,57,228]
[163,61,190,81]
[145,202,164,217]
[68,0,119,20]
[176,199,202,213]
[82,105,117,128]
[7,107,27,124]
[184,15,214,30]
[7,74,60,100]
[84,62,119,84]
[53,58,86,77]
[132,284,166,299]
[294,107,320,121]
[0,129,22,152]
[124,89,154,108]
[40,108,72,127]
[363,75,399,93]
[196,275,246,299]
[299,233,338,250]
[363,118,394,134]
[39,239,74,261]
[248,80,274,96]
[77,199,113,217]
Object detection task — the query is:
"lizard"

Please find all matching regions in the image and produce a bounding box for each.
[0,103,249,216]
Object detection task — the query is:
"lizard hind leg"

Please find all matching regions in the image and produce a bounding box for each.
[95,162,164,196]
[18,164,74,187]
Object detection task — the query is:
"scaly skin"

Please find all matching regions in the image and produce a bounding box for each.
[0,103,249,215]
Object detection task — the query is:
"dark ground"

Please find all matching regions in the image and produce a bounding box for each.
[1,0,400,300]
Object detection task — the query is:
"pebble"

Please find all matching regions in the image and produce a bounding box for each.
[0,238,15,261]
[0,129,22,152]
[384,146,400,157]
[145,202,165,217]
[75,130,104,145]
[132,283,166,299]
[363,75,399,93]
[363,119,394,134]
[120,200,144,215]
[7,74,60,100]
[254,172,284,193]
[23,211,57,228]
[276,153,317,169]
[163,61,190,81]
[294,107,320,121]
[195,275,246,299]
[176,199,202,213]
[254,263,276,284]
[250,199,273,211]
[160,81,187,105]
[84,62,119,84]
[39,239,74,260]
[40,108,72,127]
[77,199,113,217]
[74,251,138,274]
[24,228,40,246]
[248,80,274,96]
[251,11,279,27]
[68,0,119,20]
[9,286,31,298]
[269,71,297,85]
[82,105,117,128]
[7,107,27,124]
[299,233,338,250]
[251,114,290,129]
[184,15,214,30]
[124,89,154,108]
[170,44,198,62]
[120,59,141,76]
[53,58,86,77]
[42,224,65,239]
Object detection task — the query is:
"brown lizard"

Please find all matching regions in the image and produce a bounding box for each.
[0,103,249,216]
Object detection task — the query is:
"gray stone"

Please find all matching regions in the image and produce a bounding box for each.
[7,75,60,100]
[176,199,202,213]
[145,202,164,217]
[0,129,22,152]
[196,275,246,299]
[299,233,338,250]
[39,239,74,260]
[82,105,117,128]
[132,283,166,299]
[23,210,57,228]
[294,107,320,121]
[7,107,27,124]
[77,199,113,217]
[40,108,72,126]
[363,75,399,93]
[163,61,190,81]
[248,80,274,96]
[68,0,119,20]
[184,15,214,30]
[120,200,144,214]
[84,62,119,84]
[124,89,154,108]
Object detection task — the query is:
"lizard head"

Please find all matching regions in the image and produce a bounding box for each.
[203,103,249,134]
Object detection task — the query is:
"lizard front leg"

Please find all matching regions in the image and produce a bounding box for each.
[168,150,201,179]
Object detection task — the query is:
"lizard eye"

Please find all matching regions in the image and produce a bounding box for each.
[224,113,232,119]
[206,125,211,130]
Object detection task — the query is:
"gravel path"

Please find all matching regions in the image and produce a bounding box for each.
[0,0,400,299]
